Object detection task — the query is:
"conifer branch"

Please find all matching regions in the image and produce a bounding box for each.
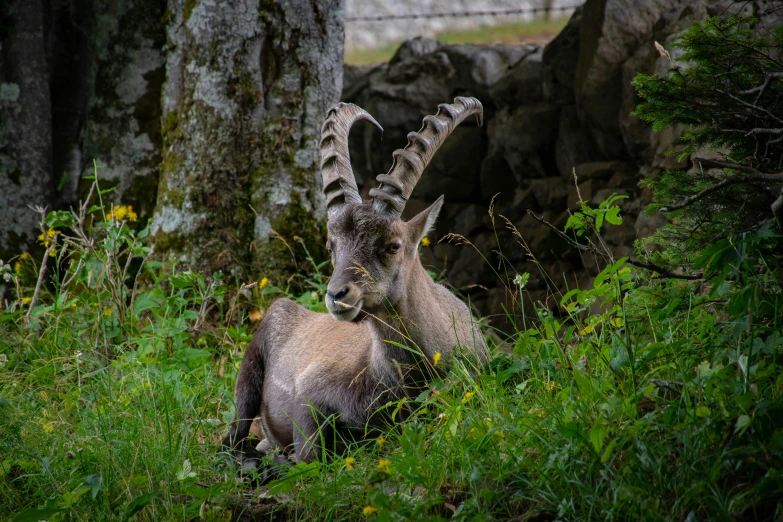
[744,128,783,136]
[660,175,783,213]
[659,158,783,215]
[716,88,783,124]
[712,22,783,68]
[739,71,783,103]
[693,157,777,176]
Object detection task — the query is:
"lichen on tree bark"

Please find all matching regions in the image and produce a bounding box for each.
[79,0,166,220]
[0,1,53,255]
[153,0,344,282]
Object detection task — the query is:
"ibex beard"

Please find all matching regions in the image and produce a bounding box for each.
[222,97,489,470]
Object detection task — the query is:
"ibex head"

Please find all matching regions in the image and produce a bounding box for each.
[319,97,483,321]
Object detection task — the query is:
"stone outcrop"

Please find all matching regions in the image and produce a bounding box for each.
[342,0,777,329]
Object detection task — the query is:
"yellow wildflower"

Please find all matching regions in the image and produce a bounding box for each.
[248,309,263,322]
[37,228,58,248]
[48,248,56,257]
[21,297,32,305]
[103,307,113,316]
[462,390,475,402]
[111,205,138,222]
[421,237,431,247]
[362,506,377,516]
[433,352,441,367]
[14,262,21,274]
[259,276,269,290]
[377,459,391,473]
[20,252,30,260]
[344,456,355,470]
[40,391,48,400]
[376,436,385,448]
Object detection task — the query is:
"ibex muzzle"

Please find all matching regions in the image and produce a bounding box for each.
[223,97,488,467]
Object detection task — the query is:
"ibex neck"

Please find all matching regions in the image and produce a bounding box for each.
[364,262,450,374]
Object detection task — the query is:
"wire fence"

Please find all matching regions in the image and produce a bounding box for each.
[346,3,583,22]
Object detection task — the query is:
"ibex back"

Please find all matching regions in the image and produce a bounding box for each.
[223,97,488,463]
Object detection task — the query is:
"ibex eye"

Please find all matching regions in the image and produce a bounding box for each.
[386,243,400,254]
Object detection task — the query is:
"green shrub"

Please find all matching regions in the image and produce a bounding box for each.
[633,15,783,272]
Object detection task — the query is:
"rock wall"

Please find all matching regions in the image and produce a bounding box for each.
[342,0,779,328]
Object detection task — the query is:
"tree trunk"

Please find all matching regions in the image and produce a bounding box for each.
[152,0,344,282]
[78,0,165,218]
[0,0,53,255]
[47,0,94,209]
[80,0,166,217]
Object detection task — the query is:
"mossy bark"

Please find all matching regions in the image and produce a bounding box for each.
[78,0,166,221]
[153,0,343,282]
[0,0,52,256]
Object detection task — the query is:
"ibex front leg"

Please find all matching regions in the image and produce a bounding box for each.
[291,400,325,463]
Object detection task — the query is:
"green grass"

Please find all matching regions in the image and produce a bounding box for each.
[1,169,781,521]
[345,16,570,65]
[435,16,569,45]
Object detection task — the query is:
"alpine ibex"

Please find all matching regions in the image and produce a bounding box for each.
[223,97,488,464]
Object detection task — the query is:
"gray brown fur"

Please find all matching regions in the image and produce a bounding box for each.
[223,98,488,463]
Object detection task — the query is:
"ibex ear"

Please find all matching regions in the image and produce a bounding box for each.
[408,195,444,246]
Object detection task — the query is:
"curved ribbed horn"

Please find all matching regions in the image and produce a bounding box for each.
[370,97,483,218]
[320,103,383,218]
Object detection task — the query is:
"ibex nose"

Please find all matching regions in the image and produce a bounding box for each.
[327,287,349,301]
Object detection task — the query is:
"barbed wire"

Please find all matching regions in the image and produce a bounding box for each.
[346,4,583,22]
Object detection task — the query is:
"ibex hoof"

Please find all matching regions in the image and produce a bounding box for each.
[255,438,272,454]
